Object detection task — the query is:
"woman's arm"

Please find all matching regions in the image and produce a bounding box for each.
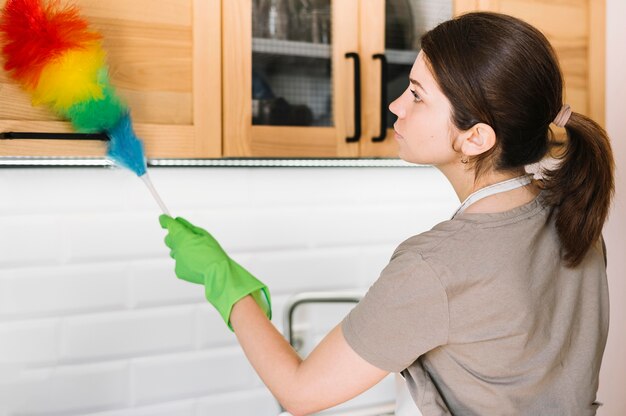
[158,216,388,414]
[230,295,390,416]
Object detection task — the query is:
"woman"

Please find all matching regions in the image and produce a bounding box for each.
[160,12,614,415]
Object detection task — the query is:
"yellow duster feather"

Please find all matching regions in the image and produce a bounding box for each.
[32,44,106,112]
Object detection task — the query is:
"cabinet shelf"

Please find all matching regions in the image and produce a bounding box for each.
[385,49,418,65]
[251,38,416,66]
[252,37,331,59]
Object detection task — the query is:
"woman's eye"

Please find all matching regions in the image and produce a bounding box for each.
[410,89,422,103]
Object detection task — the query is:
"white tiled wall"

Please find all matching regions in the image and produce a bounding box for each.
[0,166,457,415]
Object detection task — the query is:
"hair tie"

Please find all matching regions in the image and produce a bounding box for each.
[553,104,572,128]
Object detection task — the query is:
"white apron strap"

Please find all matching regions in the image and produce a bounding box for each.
[395,373,423,416]
[452,174,534,219]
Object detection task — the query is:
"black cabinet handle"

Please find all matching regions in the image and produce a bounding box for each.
[345,52,361,142]
[372,53,388,142]
[0,132,109,140]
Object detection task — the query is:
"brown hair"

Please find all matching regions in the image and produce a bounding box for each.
[421,12,614,267]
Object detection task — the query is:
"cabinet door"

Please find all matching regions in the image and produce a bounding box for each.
[0,0,221,158]
[359,0,453,158]
[223,0,360,157]
[455,0,605,126]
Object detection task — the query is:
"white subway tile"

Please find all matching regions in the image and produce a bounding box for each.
[132,348,259,405]
[194,305,238,349]
[0,216,66,267]
[3,361,130,414]
[64,213,165,262]
[60,307,195,362]
[0,169,125,215]
[354,245,396,287]
[0,264,128,318]
[144,168,252,211]
[0,319,59,366]
[130,259,205,308]
[246,166,454,207]
[247,168,366,206]
[302,203,449,248]
[242,248,363,295]
[195,388,279,416]
[180,209,312,254]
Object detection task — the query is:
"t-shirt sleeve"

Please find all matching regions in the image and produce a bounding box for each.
[341,249,449,373]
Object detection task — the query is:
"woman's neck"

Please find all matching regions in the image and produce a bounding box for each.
[437,163,540,214]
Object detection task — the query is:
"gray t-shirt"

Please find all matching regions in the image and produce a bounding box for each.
[342,195,608,415]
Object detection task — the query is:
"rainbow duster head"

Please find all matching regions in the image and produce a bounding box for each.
[0,0,147,177]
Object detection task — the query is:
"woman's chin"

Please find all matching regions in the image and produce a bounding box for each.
[398,154,423,165]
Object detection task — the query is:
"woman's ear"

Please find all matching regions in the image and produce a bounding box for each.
[458,123,496,157]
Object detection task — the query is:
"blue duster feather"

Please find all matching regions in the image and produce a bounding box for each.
[106,112,147,177]
[106,112,170,215]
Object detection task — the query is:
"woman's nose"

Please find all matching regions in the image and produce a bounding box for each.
[389,96,405,119]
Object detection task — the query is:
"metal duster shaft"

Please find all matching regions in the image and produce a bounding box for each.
[140,173,171,216]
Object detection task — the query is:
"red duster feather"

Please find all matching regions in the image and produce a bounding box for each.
[0,0,100,89]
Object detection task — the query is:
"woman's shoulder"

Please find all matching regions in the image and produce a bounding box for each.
[398,194,551,256]
[394,219,468,260]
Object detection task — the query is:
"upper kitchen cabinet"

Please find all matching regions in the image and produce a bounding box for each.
[0,0,222,158]
[455,0,606,126]
[1,0,606,160]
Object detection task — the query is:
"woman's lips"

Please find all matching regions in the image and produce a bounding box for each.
[393,124,403,139]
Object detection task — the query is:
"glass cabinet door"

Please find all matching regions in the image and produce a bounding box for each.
[223,0,360,158]
[360,0,452,157]
[252,0,332,127]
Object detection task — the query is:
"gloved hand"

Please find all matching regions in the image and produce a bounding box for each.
[159,215,271,331]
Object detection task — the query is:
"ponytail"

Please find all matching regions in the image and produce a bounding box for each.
[542,112,615,267]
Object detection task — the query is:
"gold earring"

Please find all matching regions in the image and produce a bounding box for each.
[461,155,469,164]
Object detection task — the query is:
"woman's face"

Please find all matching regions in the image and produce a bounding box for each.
[389,52,459,166]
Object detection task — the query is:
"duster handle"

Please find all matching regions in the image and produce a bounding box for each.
[140,173,171,216]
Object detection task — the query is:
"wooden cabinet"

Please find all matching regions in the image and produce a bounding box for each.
[0,0,606,160]
[0,0,222,158]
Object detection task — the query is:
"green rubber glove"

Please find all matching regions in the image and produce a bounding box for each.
[159,215,271,331]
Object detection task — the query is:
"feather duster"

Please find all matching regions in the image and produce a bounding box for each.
[0,0,169,214]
